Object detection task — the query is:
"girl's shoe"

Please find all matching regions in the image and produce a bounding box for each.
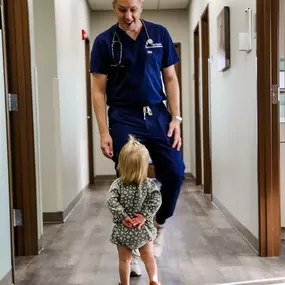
[150,282,160,285]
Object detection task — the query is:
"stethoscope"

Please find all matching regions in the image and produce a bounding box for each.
[111,19,154,67]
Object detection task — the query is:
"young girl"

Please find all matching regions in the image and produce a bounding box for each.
[107,135,162,285]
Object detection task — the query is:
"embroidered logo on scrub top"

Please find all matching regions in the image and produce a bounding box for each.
[145,43,163,49]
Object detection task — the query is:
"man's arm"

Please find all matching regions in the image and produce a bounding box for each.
[162,65,182,151]
[92,73,113,159]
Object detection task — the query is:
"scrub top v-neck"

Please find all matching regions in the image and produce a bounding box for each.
[90,20,179,107]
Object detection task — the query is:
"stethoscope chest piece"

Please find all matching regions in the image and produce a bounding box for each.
[146,38,154,46]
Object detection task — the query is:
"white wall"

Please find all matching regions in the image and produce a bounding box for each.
[188,0,259,238]
[33,0,61,214]
[90,10,190,176]
[0,33,12,281]
[32,0,91,214]
[28,0,44,238]
[55,0,91,210]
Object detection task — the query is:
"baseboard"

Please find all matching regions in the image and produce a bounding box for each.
[212,196,259,254]
[0,270,13,285]
[184,172,195,180]
[43,212,63,224]
[95,175,117,181]
[43,185,86,224]
[95,173,195,182]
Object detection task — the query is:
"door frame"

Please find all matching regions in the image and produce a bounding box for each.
[194,23,202,186]
[85,38,95,185]
[201,5,212,195]
[257,0,281,256]
[3,0,38,256]
[1,0,15,281]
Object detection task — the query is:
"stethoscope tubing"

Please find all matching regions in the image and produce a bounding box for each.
[111,19,154,67]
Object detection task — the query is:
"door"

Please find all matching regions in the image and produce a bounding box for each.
[279,0,285,237]
[85,38,95,185]
[3,0,38,256]
[257,0,281,257]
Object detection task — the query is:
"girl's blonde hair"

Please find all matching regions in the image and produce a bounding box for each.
[117,135,150,185]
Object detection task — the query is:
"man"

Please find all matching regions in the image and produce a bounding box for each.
[90,0,185,277]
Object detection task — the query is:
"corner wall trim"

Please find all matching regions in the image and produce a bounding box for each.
[43,185,86,224]
[212,196,259,254]
[62,187,85,222]
[0,270,13,285]
[38,234,44,253]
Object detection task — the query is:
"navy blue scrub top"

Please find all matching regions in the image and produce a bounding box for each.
[90,20,179,107]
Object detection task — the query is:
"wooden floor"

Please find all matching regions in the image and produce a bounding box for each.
[15,179,285,285]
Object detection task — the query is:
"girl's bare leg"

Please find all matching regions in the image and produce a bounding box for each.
[139,242,159,283]
[117,246,133,285]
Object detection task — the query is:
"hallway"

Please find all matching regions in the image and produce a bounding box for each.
[14,179,285,285]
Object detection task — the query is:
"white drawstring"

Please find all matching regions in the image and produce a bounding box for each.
[143,106,153,120]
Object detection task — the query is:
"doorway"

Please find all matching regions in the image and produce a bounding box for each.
[85,38,95,185]
[174,43,183,156]
[148,42,183,178]
[193,24,202,186]
[193,6,212,193]
[201,5,212,195]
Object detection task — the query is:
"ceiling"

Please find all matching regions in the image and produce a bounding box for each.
[87,0,190,11]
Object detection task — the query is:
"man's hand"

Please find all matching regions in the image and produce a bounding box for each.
[131,213,146,229]
[167,119,182,151]
[122,216,133,228]
[100,132,113,159]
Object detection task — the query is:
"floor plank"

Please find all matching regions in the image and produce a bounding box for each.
[15,179,285,285]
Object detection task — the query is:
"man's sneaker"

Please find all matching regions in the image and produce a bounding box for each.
[153,221,165,258]
[130,249,142,277]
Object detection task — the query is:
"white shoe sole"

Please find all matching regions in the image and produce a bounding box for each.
[154,243,163,258]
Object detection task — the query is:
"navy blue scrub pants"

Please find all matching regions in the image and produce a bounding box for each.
[108,102,185,224]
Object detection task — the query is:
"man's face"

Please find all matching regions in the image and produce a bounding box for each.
[113,0,143,31]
